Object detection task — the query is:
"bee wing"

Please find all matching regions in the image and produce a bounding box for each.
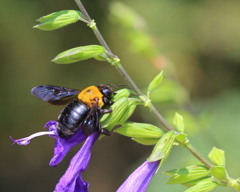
[81,103,100,136]
[31,85,81,105]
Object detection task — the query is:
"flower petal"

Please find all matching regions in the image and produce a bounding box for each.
[117,160,160,192]
[47,121,87,166]
[54,131,100,192]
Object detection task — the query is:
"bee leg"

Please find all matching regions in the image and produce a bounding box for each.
[100,128,111,136]
[103,97,114,106]
[109,101,114,105]
[99,108,112,114]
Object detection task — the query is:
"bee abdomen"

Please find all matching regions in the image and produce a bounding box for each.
[57,100,89,138]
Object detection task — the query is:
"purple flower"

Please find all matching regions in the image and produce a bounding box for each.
[11,121,87,166]
[117,160,160,192]
[11,121,99,191]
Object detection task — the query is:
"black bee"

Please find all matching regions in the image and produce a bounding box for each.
[31,85,115,138]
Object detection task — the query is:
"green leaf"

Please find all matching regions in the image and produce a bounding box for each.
[148,71,163,92]
[132,138,159,145]
[114,121,163,138]
[209,166,228,180]
[163,165,209,184]
[148,131,175,171]
[148,79,189,104]
[184,177,218,192]
[34,10,83,31]
[208,147,225,166]
[173,112,184,132]
[52,45,105,64]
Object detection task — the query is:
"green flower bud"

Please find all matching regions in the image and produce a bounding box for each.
[115,121,163,138]
[163,165,209,184]
[148,131,176,172]
[52,45,105,64]
[183,177,218,192]
[100,90,129,123]
[100,97,129,130]
[182,176,211,188]
[208,147,225,166]
[93,53,110,62]
[117,103,136,124]
[113,89,132,102]
[132,138,159,145]
[34,10,84,31]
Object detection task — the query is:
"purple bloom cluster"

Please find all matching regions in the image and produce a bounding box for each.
[11,121,159,192]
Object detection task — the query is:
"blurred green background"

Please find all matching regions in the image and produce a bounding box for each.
[1,0,240,191]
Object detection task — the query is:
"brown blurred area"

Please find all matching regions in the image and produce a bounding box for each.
[1,0,240,192]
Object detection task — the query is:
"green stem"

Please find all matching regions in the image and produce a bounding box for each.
[185,143,212,169]
[75,0,212,170]
[75,0,113,54]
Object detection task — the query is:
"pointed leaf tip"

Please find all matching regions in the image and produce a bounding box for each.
[148,71,163,92]
[173,112,184,132]
[208,147,225,166]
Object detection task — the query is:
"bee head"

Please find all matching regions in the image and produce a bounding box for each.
[97,84,115,100]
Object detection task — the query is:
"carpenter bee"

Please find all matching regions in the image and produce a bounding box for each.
[31,85,115,138]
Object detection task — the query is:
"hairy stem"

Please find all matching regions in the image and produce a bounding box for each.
[75,0,212,169]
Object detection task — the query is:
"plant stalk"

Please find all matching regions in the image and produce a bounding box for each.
[75,0,213,170]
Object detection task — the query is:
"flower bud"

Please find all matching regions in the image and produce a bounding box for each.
[52,45,105,64]
[94,53,110,62]
[100,97,129,130]
[148,131,176,172]
[113,89,132,102]
[163,165,210,184]
[132,138,159,145]
[115,121,163,138]
[34,10,84,31]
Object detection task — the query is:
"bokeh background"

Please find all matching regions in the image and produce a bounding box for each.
[1,0,240,191]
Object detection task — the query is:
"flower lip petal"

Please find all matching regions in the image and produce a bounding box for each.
[54,131,100,192]
[10,136,30,146]
[49,125,87,166]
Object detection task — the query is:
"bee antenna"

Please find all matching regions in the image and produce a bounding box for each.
[106,84,126,88]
